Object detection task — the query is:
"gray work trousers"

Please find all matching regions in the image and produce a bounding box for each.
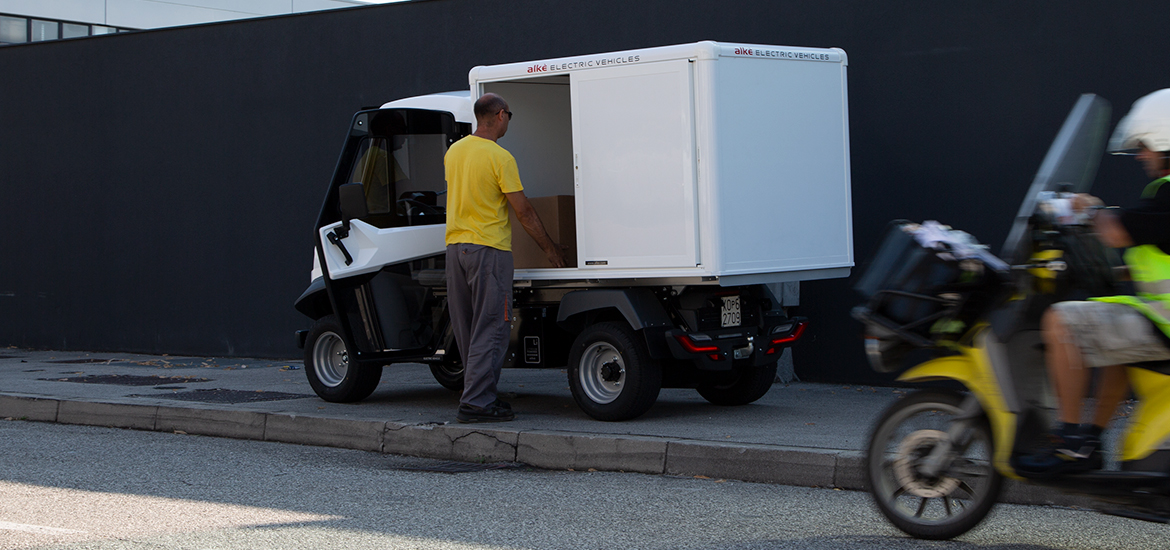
[445,243,513,409]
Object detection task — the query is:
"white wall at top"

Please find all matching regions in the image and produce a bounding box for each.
[0,0,374,28]
[106,0,294,29]
[294,0,367,12]
[0,0,106,23]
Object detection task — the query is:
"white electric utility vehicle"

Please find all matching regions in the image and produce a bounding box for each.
[294,41,854,420]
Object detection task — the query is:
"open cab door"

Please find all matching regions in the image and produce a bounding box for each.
[314,108,470,385]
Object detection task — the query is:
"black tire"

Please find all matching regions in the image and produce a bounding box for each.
[429,333,464,392]
[866,390,1003,540]
[567,322,662,421]
[303,315,381,403]
[696,361,778,406]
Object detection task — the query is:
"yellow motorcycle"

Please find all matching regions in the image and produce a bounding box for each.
[854,94,1170,539]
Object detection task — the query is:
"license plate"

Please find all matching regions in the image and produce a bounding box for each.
[721,296,741,328]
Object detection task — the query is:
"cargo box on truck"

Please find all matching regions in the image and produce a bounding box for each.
[295,41,852,420]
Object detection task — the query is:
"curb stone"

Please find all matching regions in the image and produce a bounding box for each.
[0,395,59,422]
[156,406,266,440]
[517,431,668,474]
[666,440,840,486]
[265,413,385,452]
[57,400,157,431]
[384,422,519,463]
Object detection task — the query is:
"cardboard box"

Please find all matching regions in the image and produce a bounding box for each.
[510,195,576,269]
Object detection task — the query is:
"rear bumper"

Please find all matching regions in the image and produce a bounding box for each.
[665,317,806,370]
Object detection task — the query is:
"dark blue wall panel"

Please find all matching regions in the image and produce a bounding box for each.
[0,0,1165,383]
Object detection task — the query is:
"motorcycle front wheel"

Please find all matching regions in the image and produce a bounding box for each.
[866,390,1003,540]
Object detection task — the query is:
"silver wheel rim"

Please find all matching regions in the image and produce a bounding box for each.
[312,331,348,388]
[870,398,996,530]
[579,341,625,404]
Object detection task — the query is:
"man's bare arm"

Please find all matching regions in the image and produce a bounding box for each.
[505,191,566,268]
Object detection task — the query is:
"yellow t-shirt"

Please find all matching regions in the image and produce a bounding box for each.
[444,135,524,250]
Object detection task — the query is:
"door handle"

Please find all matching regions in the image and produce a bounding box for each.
[326,231,353,266]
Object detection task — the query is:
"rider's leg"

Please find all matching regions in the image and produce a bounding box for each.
[1090,364,1129,430]
[1015,308,1105,477]
[1044,306,1129,430]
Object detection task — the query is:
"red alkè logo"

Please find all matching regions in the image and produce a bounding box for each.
[527,64,548,73]
[734,47,753,55]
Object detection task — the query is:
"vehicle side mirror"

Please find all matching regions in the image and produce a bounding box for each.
[338,182,369,226]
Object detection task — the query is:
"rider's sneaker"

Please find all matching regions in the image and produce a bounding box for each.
[1013,432,1103,479]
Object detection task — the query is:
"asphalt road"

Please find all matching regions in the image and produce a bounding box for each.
[1,420,1166,550]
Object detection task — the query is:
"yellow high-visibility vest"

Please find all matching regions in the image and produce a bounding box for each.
[1092,177,1170,338]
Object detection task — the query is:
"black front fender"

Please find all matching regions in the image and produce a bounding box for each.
[294,277,331,320]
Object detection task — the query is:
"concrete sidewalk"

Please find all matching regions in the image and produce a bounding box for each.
[0,347,1085,507]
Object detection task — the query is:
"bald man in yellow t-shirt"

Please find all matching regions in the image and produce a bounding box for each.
[445,93,565,423]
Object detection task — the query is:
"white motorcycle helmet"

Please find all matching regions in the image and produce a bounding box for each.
[1109,88,1170,154]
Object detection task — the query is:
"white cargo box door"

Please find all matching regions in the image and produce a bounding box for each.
[570,60,699,269]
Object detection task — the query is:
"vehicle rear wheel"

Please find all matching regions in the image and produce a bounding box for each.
[567,322,662,421]
[303,315,381,403]
[429,333,464,392]
[696,361,777,406]
[867,390,1002,540]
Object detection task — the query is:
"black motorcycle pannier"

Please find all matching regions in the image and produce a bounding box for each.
[856,223,965,326]
[855,222,1002,349]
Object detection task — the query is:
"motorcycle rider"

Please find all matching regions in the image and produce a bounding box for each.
[1016,89,1170,477]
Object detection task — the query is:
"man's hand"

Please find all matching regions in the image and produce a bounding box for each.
[544,243,567,268]
[1072,193,1104,213]
[1072,194,1134,248]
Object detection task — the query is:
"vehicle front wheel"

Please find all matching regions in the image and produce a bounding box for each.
[696,361,777,406]
[567,322,662,421]
[867,390,1003,540]
[304,315,381,403]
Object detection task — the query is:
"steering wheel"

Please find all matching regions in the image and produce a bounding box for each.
[397,198,442,219]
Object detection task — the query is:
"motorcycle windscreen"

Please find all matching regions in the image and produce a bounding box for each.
[1000,94,1112,264]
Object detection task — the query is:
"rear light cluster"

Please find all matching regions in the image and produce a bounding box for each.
[674,333,723,361]
[766,321,807,354]
[673,321,807,361]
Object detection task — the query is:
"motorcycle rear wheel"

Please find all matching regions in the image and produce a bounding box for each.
[866,390,1003,540]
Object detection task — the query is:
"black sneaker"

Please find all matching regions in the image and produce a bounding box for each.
[456,403,515,423]
[1013,433,1103,479]
[492,398,512,411]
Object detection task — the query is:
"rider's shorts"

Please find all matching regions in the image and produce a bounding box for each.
[1050,301,1170,367]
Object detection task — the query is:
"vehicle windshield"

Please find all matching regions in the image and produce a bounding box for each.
[347,109,466,228]
[1000,94,1111,264]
